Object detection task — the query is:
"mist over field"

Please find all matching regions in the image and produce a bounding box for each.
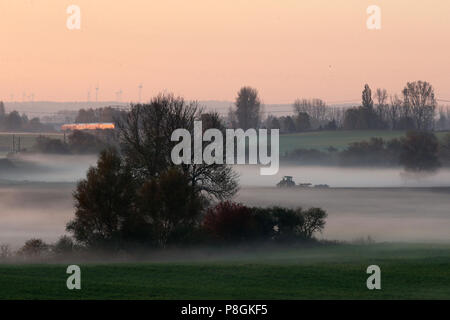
[235,165,450,188]
[1,155,450,248]
[0,154,97,182]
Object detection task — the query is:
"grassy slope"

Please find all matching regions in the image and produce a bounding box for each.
[0,244,449,300]
[279,130,450,154]
[1,130,449,156]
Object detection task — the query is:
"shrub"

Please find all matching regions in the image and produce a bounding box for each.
[271,207,304,241]
[0,244,12,259]
[298,208,327,239]
[35,136,70,154]
[203,201,257,243]
[68,130,108,154]
[439,133,450,166]
[53,236,75,255]
[18,239,49,257]
[202,203,328,244]
[399,131,440,172]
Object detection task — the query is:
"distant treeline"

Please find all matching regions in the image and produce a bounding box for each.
[228,82,450,133]
[74,106,127,124]
[32,130,112,155]
[0,103,127,133]
[0,101,54,132]
[283,131,450,171]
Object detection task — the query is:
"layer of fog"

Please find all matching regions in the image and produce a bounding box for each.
[1,183,450,248]
[0,154,97,182]
[235,165,450,188]
[3,155,450,188]
[236,187,450,243]
[0,183,75,248]
[1,155,450,248]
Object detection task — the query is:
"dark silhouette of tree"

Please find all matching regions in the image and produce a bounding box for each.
[119,93,238,200]
[299,208,328,239]
[4,111,23,131]
[234,86,261,130]
[53,236,75,255]
[18,239,49,257]
[68,130,107,154]
[0,101,5,119]
[66,148,136,247]
[293,98,327,127]
[295,112,311,131]
[362,84,374,109]
[35,136,70,154]
[203,201,263,243]
[388,95,402,129]
[75,107,127,124]
[439,133,450,166]
[138,168,203,247]
[399,131,440,172]
[402,81,436,130]
[280,116,297,133]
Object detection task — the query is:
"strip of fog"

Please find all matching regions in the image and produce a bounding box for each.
[235,165,450,188]
[0,183,75,248]
[1,158,450,247]
[0,154,97,182]
[237,187,450,243]
[1,183,449,248]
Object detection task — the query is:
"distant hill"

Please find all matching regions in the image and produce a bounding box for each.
[3,101,357,119]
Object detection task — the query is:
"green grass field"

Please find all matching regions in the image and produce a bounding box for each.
[1,244,449,299]
[279,130,450,154]
[1,130,449,157]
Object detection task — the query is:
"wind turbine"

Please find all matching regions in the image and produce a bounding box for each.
[116,89,123,102]
[138,83,143,103]
[95,85,99,102]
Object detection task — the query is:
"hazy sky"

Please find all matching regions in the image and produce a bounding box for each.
[1,0,450,103]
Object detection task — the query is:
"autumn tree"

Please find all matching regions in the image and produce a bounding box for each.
[66,148,136,247]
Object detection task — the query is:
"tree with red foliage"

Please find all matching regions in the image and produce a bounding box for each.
[203,201,258,242]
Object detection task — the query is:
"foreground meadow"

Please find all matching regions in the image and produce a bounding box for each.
[0,244,449,300]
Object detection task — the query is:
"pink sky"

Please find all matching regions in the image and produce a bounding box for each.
[1,0,449,104]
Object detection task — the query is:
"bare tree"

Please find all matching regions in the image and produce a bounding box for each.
[293,98,327,123]
[119,93,238,200]
[388,95,402,130]
[402,81,436,130]
[375,88,389,125]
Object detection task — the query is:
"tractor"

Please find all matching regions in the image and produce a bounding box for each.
[276,176,296,188]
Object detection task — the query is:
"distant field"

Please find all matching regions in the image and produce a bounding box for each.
[1,130,449,158]
[279,130,450,154]
[0,244,449,299]
[0,132,64,156]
